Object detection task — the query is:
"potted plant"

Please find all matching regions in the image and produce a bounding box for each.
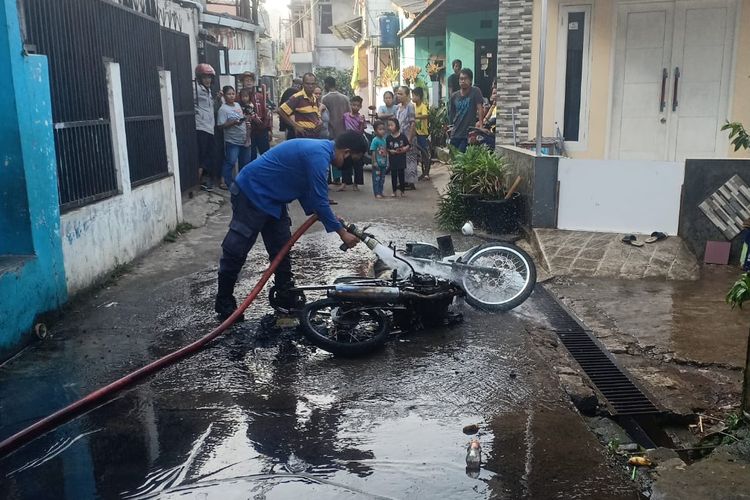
[402,65,422,86]
[436,146,519,234]
[426,58,444,82]
[428,105,448,150]
[379,65,399,88]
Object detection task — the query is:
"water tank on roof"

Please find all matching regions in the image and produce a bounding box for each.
[379,12,399,48]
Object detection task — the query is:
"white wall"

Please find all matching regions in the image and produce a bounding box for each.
[317,47,353,68]
[61,179,179,293]
[557,159,684,235]
[60,64,181,294]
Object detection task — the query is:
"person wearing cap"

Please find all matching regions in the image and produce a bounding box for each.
[214,131,367,320]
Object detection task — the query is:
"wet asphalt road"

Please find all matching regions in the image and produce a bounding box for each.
[0,176,641,499]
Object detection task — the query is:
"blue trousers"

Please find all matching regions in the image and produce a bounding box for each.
[222,142,251,188]
[250,132,271,161]
[217,184,293,298]
[372,166,387,196]
[450,136,468,153]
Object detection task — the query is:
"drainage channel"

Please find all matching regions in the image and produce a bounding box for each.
[532,285,673,448]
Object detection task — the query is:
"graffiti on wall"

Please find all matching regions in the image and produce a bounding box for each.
[114,0,187,32]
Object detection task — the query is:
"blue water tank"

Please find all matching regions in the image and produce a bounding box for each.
[379,13,400,48]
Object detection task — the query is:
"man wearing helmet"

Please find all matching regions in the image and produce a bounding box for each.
[194,63,221,190]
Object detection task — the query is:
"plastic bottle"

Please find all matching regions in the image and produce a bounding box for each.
[466,438,481,469]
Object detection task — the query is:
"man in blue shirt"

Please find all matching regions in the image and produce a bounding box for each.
[216,131,367,320]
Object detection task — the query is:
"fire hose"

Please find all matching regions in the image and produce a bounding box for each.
[0,215,320,458]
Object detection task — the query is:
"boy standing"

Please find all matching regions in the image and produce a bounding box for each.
[412,87,431,180]
[369,121,388,199]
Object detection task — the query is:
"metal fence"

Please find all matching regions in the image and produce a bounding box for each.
[114,4,168,187]
[21,0,197,209]
[162,28,198,192]
[22,0,120,210]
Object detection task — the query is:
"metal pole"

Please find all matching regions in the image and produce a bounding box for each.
[535,0,549,156]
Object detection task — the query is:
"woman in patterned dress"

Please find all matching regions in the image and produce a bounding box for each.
[395,86,419,189]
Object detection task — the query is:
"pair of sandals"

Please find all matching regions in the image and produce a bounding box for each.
[622,232,668,247]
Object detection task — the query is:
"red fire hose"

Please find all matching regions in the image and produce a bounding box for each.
[0,215,320,458]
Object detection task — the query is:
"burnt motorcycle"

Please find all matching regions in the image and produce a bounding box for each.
[290,222,536,356]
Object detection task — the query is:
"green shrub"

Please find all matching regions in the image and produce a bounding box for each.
[314,67,354,98]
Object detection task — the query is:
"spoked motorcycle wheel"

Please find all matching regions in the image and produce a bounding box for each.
[300,298,390,357]
[460,243,536,311]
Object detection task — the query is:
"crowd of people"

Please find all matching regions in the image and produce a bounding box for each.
[193,58,497,200]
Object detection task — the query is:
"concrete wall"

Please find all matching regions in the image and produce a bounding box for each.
[61,178,179,293]
[446,11,497,76]
[557,158,684,235]
[415,35,446,68]
[500,146,559,229]
[316,47,354,69]
[679,159,750,261]
[528,0,750,159]
[0,0,67,359]
[60,64,181,295]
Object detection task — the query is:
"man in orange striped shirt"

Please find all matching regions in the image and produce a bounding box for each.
[278,73,323,139]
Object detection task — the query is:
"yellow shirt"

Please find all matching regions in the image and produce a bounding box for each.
[414,102,429,136]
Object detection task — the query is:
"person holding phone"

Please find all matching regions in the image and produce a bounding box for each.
[217,86,251,189]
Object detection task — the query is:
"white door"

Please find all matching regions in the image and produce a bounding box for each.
[610,3,674,160]
[669,0,736,160]
[610,0,736,161]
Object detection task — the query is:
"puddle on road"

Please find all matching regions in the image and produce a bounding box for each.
[550,268,750,367]
[0,222,639,499]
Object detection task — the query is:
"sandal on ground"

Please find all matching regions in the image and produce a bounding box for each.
[621,234,644,247]
[645,231,668,244]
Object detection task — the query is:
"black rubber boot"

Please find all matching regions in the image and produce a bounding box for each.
[268,277,306,314]
[215,274,244,322]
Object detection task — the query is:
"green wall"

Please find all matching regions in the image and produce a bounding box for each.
[446,11,497,75]
[414,35,446,68]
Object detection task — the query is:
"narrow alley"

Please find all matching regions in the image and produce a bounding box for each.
[0,178,639,499]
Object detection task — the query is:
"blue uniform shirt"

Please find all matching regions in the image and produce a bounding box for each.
[234,139,342,233]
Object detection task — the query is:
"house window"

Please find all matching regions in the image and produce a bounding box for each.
[319,0,333,34]
[292,7,305,38]
[555,5,591,147]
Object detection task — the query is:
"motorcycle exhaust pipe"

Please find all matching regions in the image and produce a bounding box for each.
[329,285,457,302]
[329,285,401,302]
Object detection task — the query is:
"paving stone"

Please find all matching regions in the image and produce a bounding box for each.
[585,238,612,250]
[571,258,600,273]
[620,252,653,279]
[566,236,592,248]
[532,229,698,280]
[578,247,607,261]
[644,257,675,278]
[557,246,582,258]
[550,256,575,272]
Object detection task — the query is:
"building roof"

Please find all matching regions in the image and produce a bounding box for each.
[398,0,496,37]
[391,0,429,16]
[201,11,259,32]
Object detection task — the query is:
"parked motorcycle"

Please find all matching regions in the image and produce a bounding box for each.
[290,221,537,356]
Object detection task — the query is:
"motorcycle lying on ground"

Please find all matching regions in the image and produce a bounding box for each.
[284,221,537,356]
